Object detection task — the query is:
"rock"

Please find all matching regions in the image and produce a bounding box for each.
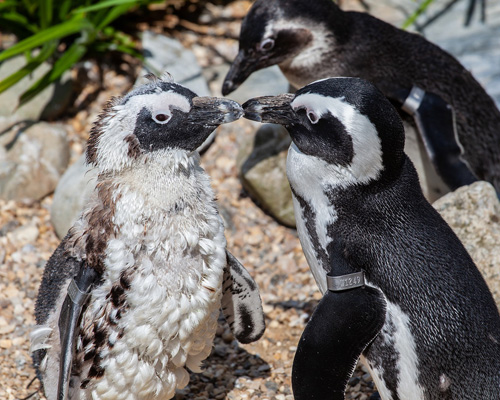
[237,124,295,227]
[0,122,70,201]
[433,181,500,307]
[0,54,73,128]
[51,154,98,238]
[137,31,211,97]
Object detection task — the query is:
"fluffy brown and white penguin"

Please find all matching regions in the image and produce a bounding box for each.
[31,74,265,400]
[223,0,500,195]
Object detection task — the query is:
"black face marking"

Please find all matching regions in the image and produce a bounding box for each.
[289,108,354,166]
[133,107,214,152]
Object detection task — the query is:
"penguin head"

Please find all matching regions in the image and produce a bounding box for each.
[243,77,405,187]
[86,74,243,173]
[222,0,345,95]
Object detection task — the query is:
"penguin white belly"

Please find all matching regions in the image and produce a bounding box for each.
[287,143,339,293]
[362,298,425,400]
[66,181,227,400]
[291,195,329,293]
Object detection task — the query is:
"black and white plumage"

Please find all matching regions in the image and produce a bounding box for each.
[224,0,500,195]
[31,75,265,400]
[243,77,500,400]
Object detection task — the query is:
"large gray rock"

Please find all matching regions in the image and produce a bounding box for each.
[137,31,211,97]
[0,122,70,201]
[237,124,295,227]
[433,181,500,308]
[0,54,73,129]
[50,154,97,238]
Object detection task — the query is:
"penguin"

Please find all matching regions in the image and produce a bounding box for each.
[224,0,500,195]
[30,74,265,400]
[242,77,500,399]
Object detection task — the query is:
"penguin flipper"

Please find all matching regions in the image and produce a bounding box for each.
[292,286,386,400]
[400,86,478,190]
[221,250,266,344]
[57,264,98,400]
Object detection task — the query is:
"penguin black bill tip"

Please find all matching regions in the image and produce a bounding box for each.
[190,97,244,125]
[221,80,236,96]
[242,94,295,124]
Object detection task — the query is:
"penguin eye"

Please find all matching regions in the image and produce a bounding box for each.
[259,38,275,52]
[307,110,319,124]
[153,112,170,124]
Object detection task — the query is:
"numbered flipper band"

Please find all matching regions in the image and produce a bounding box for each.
[402,85,477,190]
[327,272,365,292]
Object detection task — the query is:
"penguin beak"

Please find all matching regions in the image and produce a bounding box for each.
[189,97,244,125]
[222,50,258,96]
[242,93,296,125]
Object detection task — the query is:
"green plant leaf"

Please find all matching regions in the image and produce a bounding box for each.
[73,0,140,14]
[19,41,86,106]
[0,17,91,62]
[0,41,58,94]
[95,3,136,30]
[402,0,435,29]
[0,12,39,34]
[39,0,53,29]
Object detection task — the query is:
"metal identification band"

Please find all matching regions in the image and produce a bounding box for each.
[327,272,365,292]
[67,279,91,305]
[402,86,425,116]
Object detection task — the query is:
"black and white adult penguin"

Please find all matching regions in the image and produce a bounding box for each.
[31,74,265,400]
[224,0,500,195]
[242,77,500,399]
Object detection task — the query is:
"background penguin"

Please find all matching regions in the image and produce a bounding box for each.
[242,77,500,399]
[31,74,265,400]
[224,0,500,196]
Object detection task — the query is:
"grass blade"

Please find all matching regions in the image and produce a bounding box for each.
[39,0,53,29]
[18,41,86,106]
[0,41,58,94]
[73,0,139,14]
[402,0,436,29]
[0,17,91,62]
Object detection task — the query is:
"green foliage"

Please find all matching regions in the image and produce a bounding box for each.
[0,0,161,107]
[402,0,436,29]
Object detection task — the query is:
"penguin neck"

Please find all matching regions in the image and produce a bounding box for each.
[98,149,210,214]
[277,8,351,88]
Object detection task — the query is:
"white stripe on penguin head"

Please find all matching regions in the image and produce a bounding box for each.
[290,92,384,187]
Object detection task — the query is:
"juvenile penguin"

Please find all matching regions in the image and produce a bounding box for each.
[224,0,500,194]
[243,77,500,399]
[31,74,265,400]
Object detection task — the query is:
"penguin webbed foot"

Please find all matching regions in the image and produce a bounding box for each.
[221,250,266,344]
[58,264,99,400]
[292,286,386,400]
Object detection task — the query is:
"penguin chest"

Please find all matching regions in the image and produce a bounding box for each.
[361,299,425,400]
[287,144,338,293]
[76,210,227,399]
